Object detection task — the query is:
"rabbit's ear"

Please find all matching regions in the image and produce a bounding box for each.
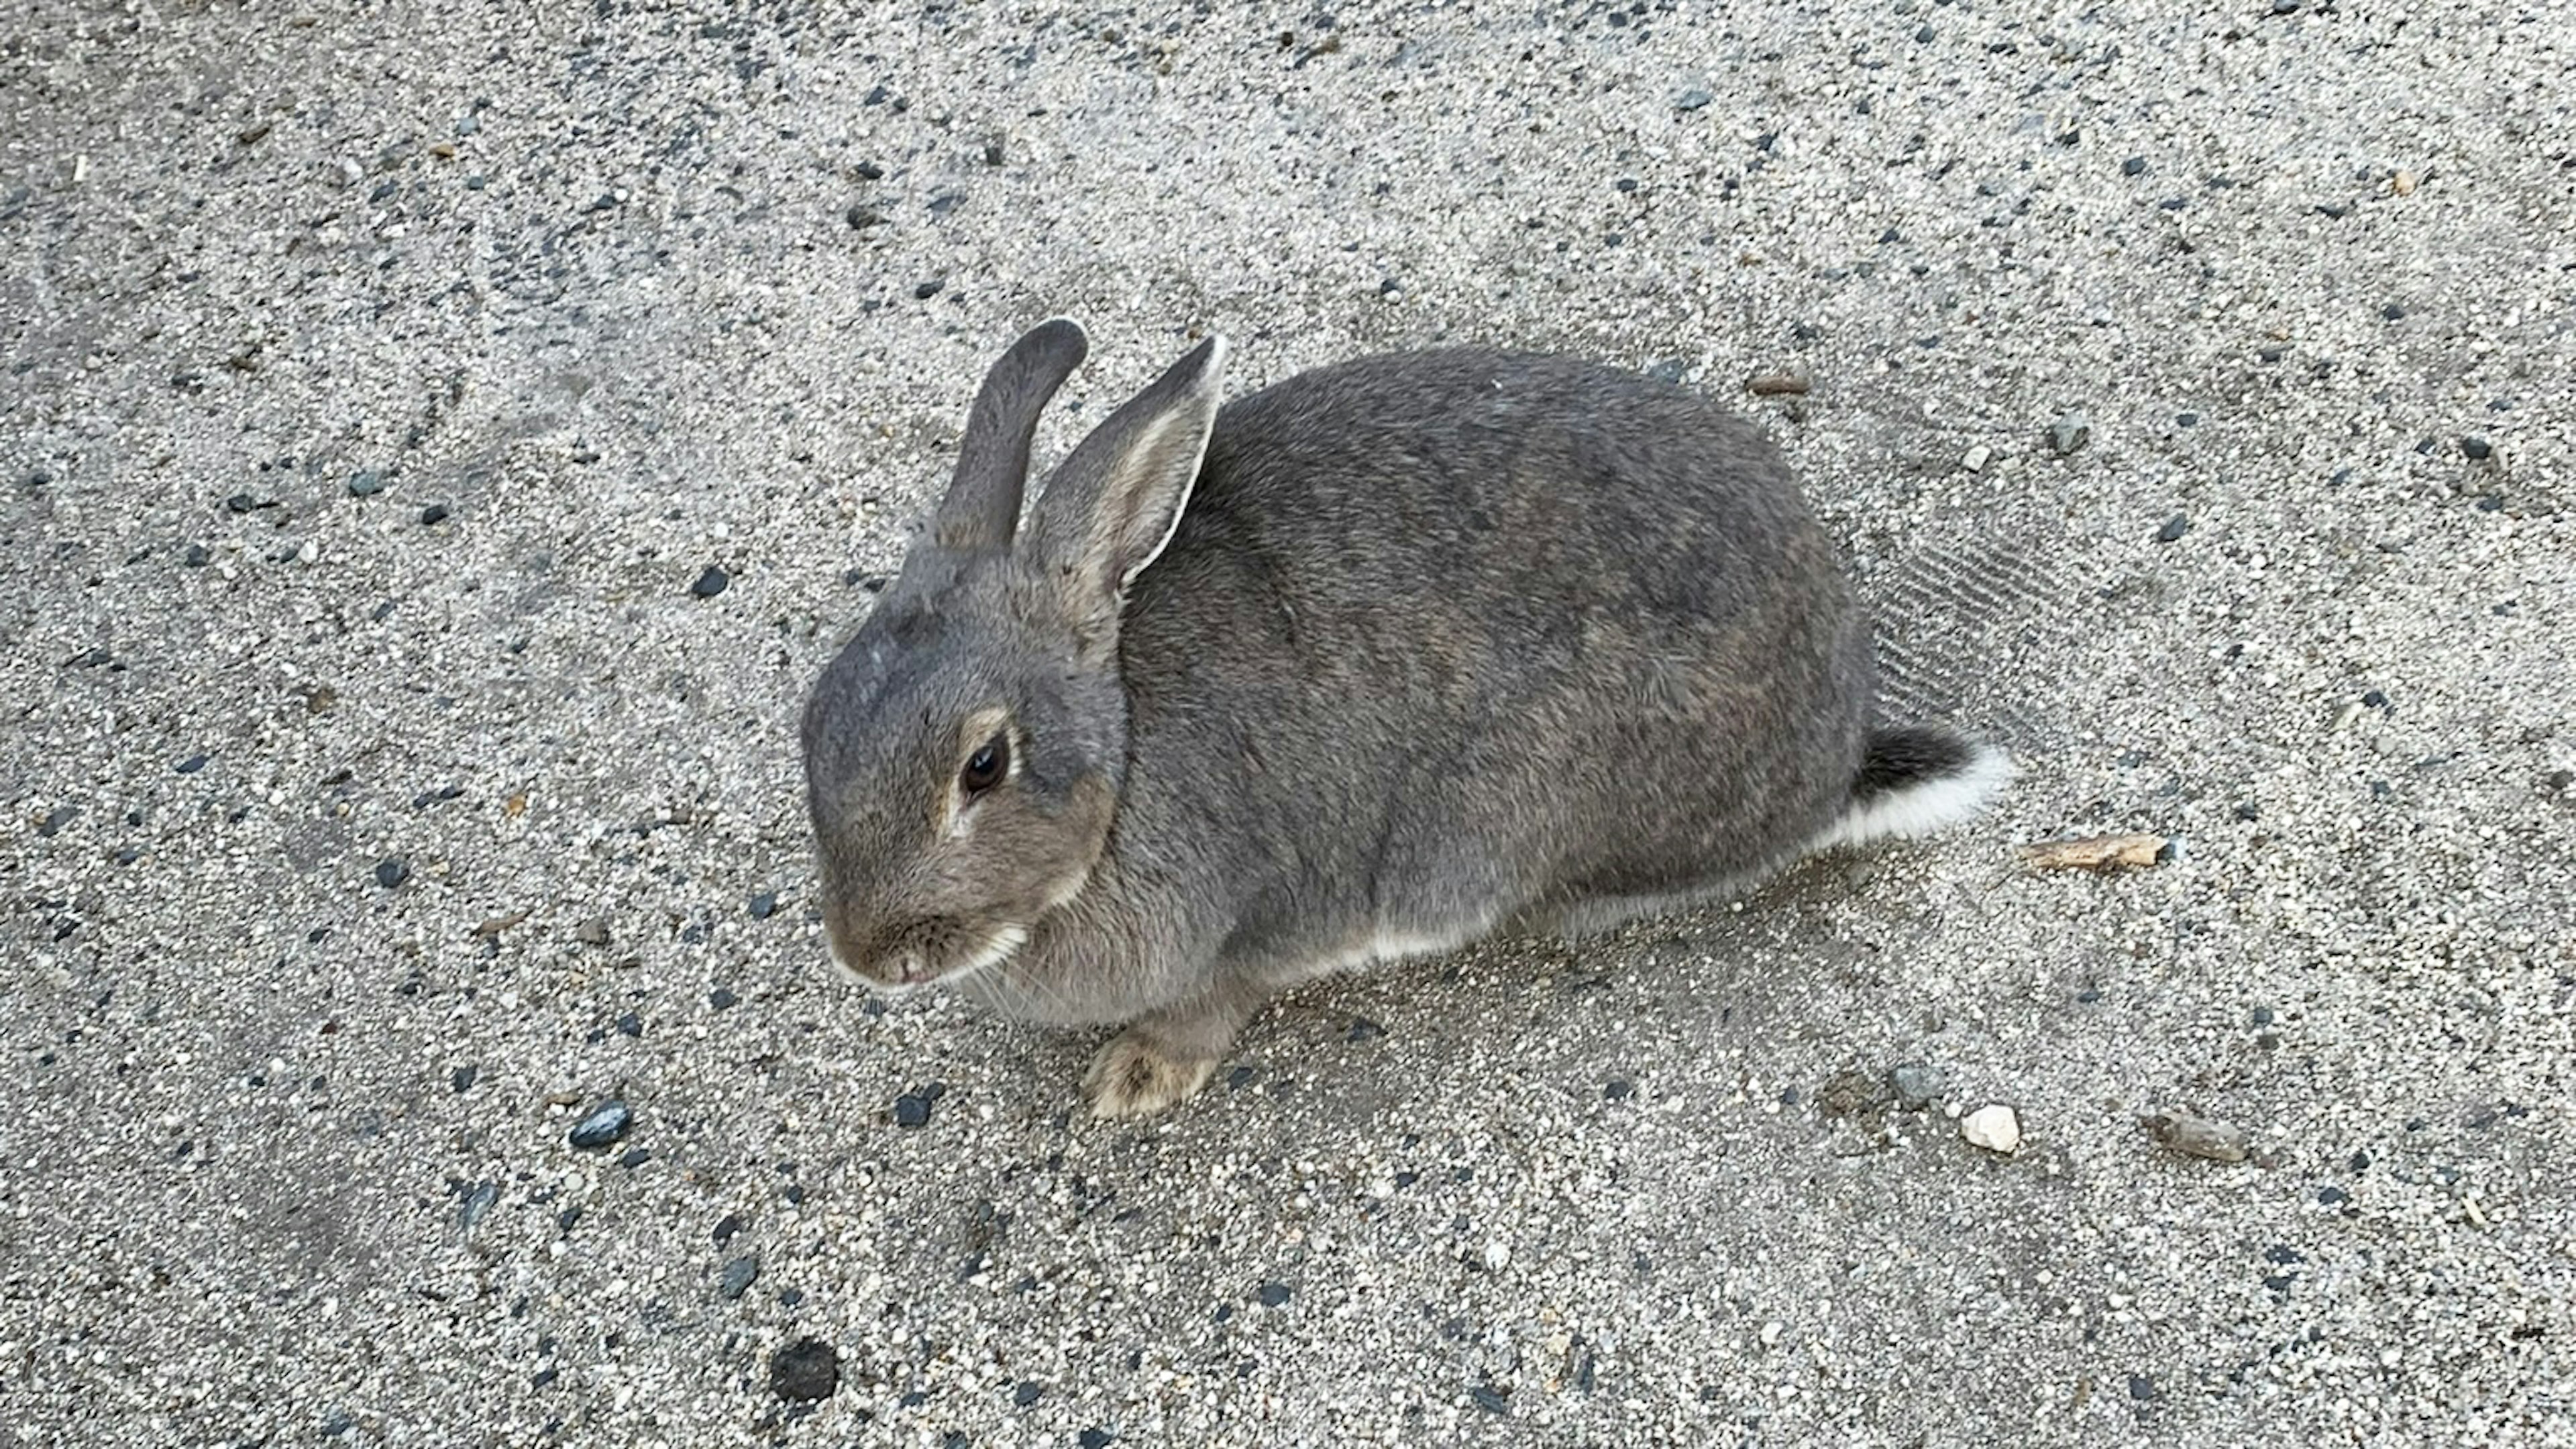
[932,317,1090,553]
[1026,335,1228,650]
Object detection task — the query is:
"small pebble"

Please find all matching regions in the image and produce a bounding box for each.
[1960,1104,2022,1155]
[747,891,777,919]
[373,857,409,889]
[617,1146,653,1169]
[1890,1063,1946,1108]
[419,503,449,525]
[176,753,209,774]
[346,470,386,497]
[1961,444,1991,472]
[709,987,739,1010]
[458,1181,498,1230]
[914,278,945,300]
[568,1100,631,1149]
[769,1338,840,1402]
[576,916,610,946]
[1013,1380,1045,1407]
[1346,1017,1383,1042]
[690,566,730,598]
[2146,1110,2252,1163]
[2156,514,2191,543]
[1673,86,1714,112]
[893,1092,933,1129]
[1256,1281,1292,1307]
[2122,156,2149,176]
[2461,435,2492,460]
[1079,1431,1116,1449]
[720,1254,760,1299]
[2048,411,2090,455]
[2381,302,2406,321]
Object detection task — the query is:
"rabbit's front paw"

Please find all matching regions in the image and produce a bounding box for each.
[1083,1028,1220,1118]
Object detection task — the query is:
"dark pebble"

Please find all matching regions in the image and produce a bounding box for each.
[2128,1373,2160,1401]
[2361,689,2388,709]
[845,204,886,229]
[2156,514,2191,543]
[1256,1281,1291,1307]
[458,1180,498,1229]
[184,543,211,566]
[720,1254,760,1299]
[176,753,209,774]
[855,160,885,180]
[617,1146,653,1169]
[2475,494,2504,513]
[451,1065,478,1093]
[1913,23,1934,42]
[1469,1382,1510,1413]
[715,1212,745,1244]
[2381,303,2406,321]
[419,503,449,525]
[769,1338,841,1402]
[2122,156,2148,176]
[710,987,739,1010]
[2318,1185,2350,1205]
[690,566,730,598]
[914,278,945,300]
[2251,1006,2275,1026]
[374,857,409,888]
[616,1011,642,1037]
[1346,1017,1383,1042]
[2271,0,2299,11]
[1226,1064,1256,1090]
[347,470,386,497]
[1604,1078,1633,1101]
[747,891,777,919]
[1079,1431,1116,1449]
[557,1206,582,1234]
[2461,435,2492,460]
[1012,1380,1045,1407]
[568,1100,632,1148]
[893,1093,932,1128]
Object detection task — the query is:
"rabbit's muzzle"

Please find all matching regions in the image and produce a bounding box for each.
[825,910,1029,992]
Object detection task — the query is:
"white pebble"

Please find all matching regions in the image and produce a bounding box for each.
[1960,1104,2022,1155]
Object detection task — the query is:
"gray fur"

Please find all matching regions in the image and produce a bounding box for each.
[802,321,2006,1113]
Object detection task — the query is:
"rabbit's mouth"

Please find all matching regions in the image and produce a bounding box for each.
[837,920,1030,992]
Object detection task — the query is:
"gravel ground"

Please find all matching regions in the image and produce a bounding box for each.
[5,1,2571,1445]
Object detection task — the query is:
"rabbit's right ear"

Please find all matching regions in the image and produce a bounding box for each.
[1025,335,1228,657]
[930,317,1091,554]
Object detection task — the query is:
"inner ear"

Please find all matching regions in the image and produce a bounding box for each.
[1026,335,1228,645]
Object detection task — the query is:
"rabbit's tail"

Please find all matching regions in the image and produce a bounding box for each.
[1815,726,2012,851]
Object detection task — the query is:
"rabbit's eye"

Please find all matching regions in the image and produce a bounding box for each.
[960,734,1010,797]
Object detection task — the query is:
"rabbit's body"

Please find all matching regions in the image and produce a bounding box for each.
[804,323,2007,1116]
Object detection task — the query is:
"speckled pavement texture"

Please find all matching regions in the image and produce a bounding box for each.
[4,2,2571,1445]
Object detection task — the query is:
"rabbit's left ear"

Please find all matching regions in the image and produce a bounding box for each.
[1024,335,1228,651]
[933,317,1091,554]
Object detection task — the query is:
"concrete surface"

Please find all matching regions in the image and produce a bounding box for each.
[4,1,2571,1445]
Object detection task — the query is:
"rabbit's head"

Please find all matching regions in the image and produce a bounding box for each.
[802,321,1226,990]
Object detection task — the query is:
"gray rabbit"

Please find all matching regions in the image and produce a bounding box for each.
[802,319,2009,1116]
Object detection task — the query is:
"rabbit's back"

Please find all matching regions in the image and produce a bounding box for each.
[1116,349,1872,957]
